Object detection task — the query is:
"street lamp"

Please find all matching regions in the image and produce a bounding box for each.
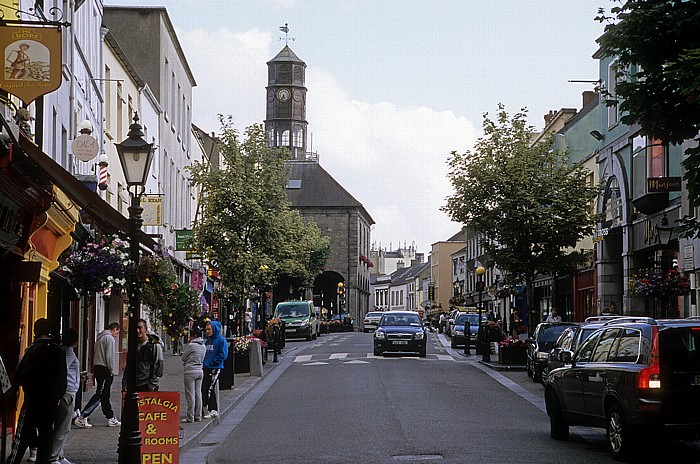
[116,113,154,464]
[656,212,674,246]
[475,266,488,362]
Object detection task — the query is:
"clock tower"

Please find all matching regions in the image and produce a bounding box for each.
[265,45,308,160]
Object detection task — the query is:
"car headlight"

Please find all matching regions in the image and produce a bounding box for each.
[414,331,424,340]
[375,331,386,339]
[536,352,548,360]
[301,319,309,327]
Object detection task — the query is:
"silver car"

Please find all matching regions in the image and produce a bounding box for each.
[362,311,384,332]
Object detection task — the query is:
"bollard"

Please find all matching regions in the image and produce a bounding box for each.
[464,322,470,355]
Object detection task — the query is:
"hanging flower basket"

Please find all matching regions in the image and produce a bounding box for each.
[629,268,691,299]
[62,235,130,292]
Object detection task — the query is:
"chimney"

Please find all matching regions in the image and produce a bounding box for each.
[543,110,556,125]
[582,91,597,108]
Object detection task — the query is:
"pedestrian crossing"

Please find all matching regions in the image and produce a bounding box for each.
[292,352,456,364]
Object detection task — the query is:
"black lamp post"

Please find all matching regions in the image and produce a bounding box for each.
[475,266,488,362]
[115,113,154,464]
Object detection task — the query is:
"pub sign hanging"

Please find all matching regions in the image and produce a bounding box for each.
[0,26,62,104]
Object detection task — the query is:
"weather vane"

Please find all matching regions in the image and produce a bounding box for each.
[279,23,295,45]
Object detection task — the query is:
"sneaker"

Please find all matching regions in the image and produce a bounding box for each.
[28,448,37,462]
[107,417,121,427]
[180,418,193,423]
[60,458,73,464]
[203,410,218,418]
[73,416,92,428]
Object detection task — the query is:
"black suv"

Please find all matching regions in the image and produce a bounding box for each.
[526,322,578,383]
[545,317,700,460]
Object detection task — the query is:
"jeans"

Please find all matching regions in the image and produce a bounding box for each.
[7,402,58,464]
[81,365,115,420]
[50,392,75,461]
[201,368,220,412]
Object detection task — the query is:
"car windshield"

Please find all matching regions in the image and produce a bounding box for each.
[276,305,308,318]
[455,314,481,325]
[540,325,573,343]
[380,314,422,327]
[366,312,383,318]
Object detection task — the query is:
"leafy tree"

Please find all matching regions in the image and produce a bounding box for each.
[188,117,330,310]
[596,1,700,236]
[443,105,598,329]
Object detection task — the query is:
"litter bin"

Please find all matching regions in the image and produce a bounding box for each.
[219,337,235,390]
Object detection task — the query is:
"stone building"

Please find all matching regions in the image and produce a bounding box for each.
[264,45,374,325]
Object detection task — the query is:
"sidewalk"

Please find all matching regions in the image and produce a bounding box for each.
[59,347,287,463]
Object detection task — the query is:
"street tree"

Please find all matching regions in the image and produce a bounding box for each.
[189,117,330,310]
[596,1,700,236]
[443,105,598,328]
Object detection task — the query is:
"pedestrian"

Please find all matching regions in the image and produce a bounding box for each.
[244,308,253,335]
[509,308,524,338]
[122,319,164,392]
[438,312,446,334]
[202,320,227,419]
[606,302,619,316]
[7,318,67,464]
[50,328,79,464]
[545,307,562,323]
[181,327,206,423]
[73,322,120,428]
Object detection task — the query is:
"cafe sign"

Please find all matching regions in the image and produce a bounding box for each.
[0,26,62,104]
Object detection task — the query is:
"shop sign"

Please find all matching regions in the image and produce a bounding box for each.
[684,245,695,272]
[142,195,163,227]
[71,134,99,161]
[137,391,179,464]
[175,229,193,251]
[0,26,62,104]
[647,177,682,192]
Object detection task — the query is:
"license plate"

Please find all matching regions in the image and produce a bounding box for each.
[393,340,409,345]
[692,374,700,385]
[285,328,294,333]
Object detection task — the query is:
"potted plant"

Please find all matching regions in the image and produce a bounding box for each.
[62,235,130,292]
[498,338,527,365]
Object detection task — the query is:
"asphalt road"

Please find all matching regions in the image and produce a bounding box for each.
[193,331,630,464]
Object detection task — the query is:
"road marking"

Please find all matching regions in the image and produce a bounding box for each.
[302,362,329,366]
[294,355,313,363]
[435,354,456,361]
[344,360,369,364]
[329,353,348,359]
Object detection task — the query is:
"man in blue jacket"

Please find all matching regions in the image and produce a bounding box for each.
[202,320,227,418]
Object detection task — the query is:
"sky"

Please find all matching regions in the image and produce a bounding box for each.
[106,0,613,255]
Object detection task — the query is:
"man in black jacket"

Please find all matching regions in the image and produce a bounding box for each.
[7,318,67,464]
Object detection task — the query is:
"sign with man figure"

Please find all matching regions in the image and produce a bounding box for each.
[0,27,62,104]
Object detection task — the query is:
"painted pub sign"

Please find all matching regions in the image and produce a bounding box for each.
[0,26,62,104]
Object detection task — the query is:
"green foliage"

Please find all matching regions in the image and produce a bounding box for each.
[188,117,330,302]
[443,105,597,296]
[596,1,700,224]
[137,253,199,338]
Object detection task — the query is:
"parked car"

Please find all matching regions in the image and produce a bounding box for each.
[544,317,700,460]
[373,311,427,357]
[450,312,482,348]
[544,316,624,379]
[526,322,578,383]
[362,311,384,332]
[274,300,320,341]
[446,307,477,337]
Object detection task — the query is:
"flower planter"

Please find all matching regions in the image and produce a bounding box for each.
[498,346,526,365]
[234,350,250,373]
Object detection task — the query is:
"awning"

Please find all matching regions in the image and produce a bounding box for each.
[19,133,156,248]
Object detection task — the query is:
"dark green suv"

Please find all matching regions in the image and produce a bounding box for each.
[545,317,700,460]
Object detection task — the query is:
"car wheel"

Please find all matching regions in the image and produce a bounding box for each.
[306,329,313,341]
[541,366,549,385]
[373,348,381,356]
[533,367,542,383]
[547,392,569,441]
[363,328,368,333]
[450,339,457,349]
[526,360,533,377]
[607,404,636,461]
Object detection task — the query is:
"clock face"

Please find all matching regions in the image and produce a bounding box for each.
[277,88,291,102]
